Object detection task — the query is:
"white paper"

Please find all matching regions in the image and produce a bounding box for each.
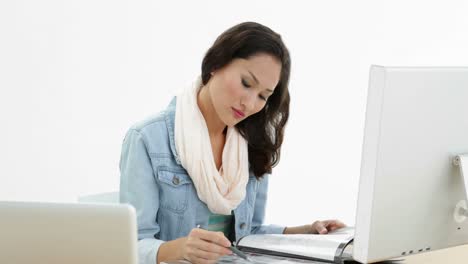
[217,251,326,263]
[237,227,354,262]
[162,251,325,264]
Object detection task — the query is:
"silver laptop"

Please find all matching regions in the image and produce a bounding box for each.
[0,201,138,264]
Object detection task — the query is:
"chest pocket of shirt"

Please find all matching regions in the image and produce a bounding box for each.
[157,169,192,214]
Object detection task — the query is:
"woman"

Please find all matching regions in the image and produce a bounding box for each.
[120,22,346,264]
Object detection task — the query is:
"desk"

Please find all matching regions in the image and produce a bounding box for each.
[401,244,468,264]
[162,244,468,263]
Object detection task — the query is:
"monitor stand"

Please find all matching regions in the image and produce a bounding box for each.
[454,154,468,223]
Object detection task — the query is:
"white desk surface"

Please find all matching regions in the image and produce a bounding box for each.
[402,243,468,264]
[162,244,468,263]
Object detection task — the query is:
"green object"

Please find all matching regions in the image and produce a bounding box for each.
[207,212,234,240]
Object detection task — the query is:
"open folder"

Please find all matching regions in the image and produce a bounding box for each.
[233,227,355,263]
[162,227,355,264]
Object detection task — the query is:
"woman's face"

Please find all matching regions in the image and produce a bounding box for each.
[206,53,282,127]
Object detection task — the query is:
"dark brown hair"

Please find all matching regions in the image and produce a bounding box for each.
[201,22,291,178]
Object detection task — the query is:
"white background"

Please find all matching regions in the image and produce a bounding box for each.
[1,0,467,227]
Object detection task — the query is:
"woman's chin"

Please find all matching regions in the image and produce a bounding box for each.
[223,120,238,128]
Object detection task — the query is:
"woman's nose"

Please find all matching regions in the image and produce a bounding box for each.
[241,91,256,112]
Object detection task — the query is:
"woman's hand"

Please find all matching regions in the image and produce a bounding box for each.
[180,227,233,264]
[283,219,346,235]
[310,219,346,234]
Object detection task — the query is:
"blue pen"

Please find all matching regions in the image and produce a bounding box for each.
[229,243,251,261]
[196,225,251,262]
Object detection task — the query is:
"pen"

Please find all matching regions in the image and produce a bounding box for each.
[229,244,250,261]
[196,225,251,262]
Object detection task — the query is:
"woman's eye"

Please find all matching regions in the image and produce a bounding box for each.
[241,78,251,88]
[259,95,267,101]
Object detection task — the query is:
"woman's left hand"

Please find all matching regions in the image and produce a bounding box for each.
[283,219,347,235]
[310,219,346,234]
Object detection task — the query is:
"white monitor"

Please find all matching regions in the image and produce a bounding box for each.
[0,201,138,264]
[353,66,468,263]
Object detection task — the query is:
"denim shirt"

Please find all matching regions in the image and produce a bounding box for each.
[119,97,285,264]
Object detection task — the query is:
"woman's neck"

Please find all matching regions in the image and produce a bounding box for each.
[197,84,227,138]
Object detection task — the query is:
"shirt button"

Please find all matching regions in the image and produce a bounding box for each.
[172,175,180,185]
[240,223,246,229]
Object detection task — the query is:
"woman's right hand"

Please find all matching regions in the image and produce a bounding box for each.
[180,227,233,264]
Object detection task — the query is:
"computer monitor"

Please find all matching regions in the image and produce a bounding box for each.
[353,66,468,263]
[0,201,138,264]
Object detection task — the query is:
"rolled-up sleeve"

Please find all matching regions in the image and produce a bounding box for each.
[250,174,286,235]
[119,129,165,264]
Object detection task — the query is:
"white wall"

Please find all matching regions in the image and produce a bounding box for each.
[1,0,467,228]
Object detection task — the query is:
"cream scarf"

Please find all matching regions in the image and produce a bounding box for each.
[174,77,249,215]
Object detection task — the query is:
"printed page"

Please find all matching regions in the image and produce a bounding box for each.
[161,251,327,264]
[218,251,328,263]
[237,227,354,262]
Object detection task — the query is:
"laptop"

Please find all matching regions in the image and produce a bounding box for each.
[0,201,138,264]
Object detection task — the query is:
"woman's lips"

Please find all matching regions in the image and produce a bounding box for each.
[232,107,245,118]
